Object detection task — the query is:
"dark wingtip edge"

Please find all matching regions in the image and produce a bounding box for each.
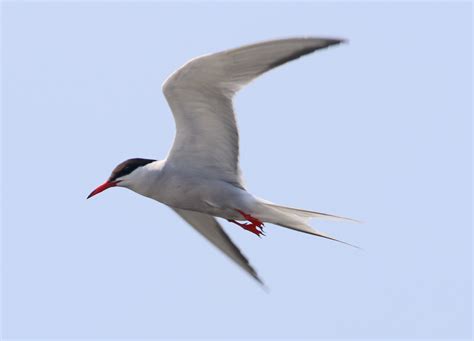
[255,276,270,293]
[322,37,348,47]
[265,37,347,72]
[250,270,268,291]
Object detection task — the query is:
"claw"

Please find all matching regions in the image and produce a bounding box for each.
[228,210,266,237]
[243,223,264,237]
[228,220,264,237]
[236,210,264,227]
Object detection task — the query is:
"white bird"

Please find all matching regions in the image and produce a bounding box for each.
[88,37,357,285]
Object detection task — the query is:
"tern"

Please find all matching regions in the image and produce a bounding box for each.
[88,37,357,284]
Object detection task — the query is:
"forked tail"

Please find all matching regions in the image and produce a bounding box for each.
[258,201,360,249]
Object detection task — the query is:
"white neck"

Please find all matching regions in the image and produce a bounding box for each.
[119,160,165,197]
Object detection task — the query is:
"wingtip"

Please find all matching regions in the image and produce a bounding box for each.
[260,283,271,293]
[302,36,347,47]
[325,37,348,46]
[254,276,270,292]
[251,271,268,288]
[338,38,349,44]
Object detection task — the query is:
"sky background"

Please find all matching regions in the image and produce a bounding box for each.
[1,1,472,340]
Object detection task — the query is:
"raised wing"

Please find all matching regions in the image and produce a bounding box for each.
[163,37,345,187]
[172,208,263,285]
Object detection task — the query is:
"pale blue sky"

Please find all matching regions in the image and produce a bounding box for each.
[1,1,472,340]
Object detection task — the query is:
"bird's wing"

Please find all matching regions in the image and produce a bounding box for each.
[163,37,345,187]
[172,208,263,285]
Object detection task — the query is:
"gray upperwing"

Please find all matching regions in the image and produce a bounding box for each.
[162,38,346,188]
[172,208,264,285]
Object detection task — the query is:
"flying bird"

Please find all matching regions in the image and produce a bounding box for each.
[88,37,357,285]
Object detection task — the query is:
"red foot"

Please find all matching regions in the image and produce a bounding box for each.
[227,210,265,237]
[235,210,264,228]
[228,219,264,237]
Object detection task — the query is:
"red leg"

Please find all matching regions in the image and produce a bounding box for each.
[227,210,265,237]
[235,210,264,228]
[228,220,265,237]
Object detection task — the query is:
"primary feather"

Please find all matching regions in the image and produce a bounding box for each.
[162,38,345,187]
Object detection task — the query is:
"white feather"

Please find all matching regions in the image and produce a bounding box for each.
[162,37,345,187]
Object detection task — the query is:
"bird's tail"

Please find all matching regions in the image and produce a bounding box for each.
[257,201,360,248]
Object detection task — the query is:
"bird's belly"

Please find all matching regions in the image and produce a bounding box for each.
[147,176,257,220]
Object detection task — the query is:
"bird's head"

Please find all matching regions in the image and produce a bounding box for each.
[87,158,156,199]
